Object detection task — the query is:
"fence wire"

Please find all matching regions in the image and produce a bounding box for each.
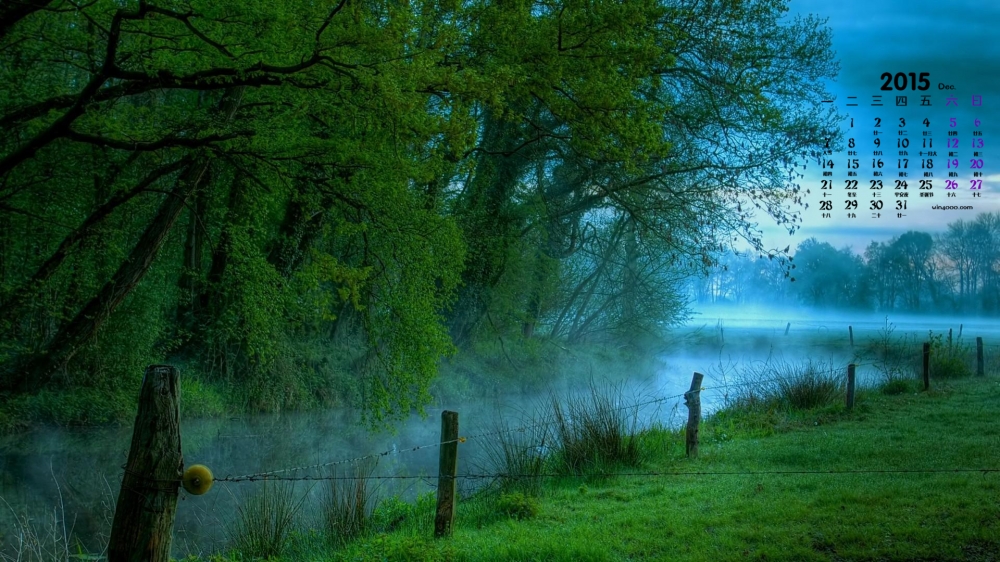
[158,466,1000,485]
[121,358,961,492]
[187,361,887,484]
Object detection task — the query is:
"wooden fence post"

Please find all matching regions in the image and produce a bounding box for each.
[948,328,953,346]
[108,365,182,562]
[922,342,930,391]
[685,372,704,459]
[977,337,984,377]
[434,410,459,538]
[849,326,854,348]
[846,364,856,411]
[784,322,791,336]
[959,324,964,338]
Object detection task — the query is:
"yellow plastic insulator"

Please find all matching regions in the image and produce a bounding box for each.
[458,437,467,443]
[182,464,214,495]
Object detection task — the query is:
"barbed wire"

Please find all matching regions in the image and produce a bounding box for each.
[207,362,886,482]
[190,355,971,488]
[176,466,1000,485]
[121,359,994,492]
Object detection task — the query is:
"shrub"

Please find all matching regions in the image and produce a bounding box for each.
[859,318,917,386]
[497,492,539,520]
[928,331,973,379]
[370,495,413,534]
[880,378,911,395]
[775,362,846,410]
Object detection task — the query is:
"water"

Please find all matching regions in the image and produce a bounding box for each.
[0,376,684,557]
[3,312,985,557]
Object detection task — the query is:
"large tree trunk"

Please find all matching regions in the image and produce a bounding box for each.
[448,112,531,346]
[15,161,208,391]
[12,87,246,391]
[267,182,333,279]
[0,158,190,326]
[175,177,209,325]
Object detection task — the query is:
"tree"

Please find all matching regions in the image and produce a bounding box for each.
[792,238,860,308]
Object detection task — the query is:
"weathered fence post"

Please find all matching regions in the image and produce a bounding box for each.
[108,365,182,562]
[977,337,984,377]
[959,324,964,338]
[948,328,953,346]
[922,342,930,391]
[846,364,856,411]
[434,410,459,538]
[849,326,854,348]
[784,322,791,336]
[685,372,704,459]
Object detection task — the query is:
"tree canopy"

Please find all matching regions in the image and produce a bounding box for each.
[0,0,839,422]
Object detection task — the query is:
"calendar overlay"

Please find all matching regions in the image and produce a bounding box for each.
[818,73,987,220]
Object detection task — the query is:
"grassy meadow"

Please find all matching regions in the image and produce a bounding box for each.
[179,331,1000,562]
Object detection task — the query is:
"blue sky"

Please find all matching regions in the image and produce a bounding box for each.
[756,0,1000,254]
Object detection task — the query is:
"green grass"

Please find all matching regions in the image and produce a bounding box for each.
[225,480,305,560]
[212,376,1000,562]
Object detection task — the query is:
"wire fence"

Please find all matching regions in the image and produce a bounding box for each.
[121,357,990,493]
[204,361,877,484]
[90,335,1000,560]
[157,466,1000,485]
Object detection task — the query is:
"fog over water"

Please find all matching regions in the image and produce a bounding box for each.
[2,303,995,557]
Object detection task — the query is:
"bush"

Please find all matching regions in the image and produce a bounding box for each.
[880,378,912,395]
[775,363,846,410]
[497,492,539,520]
[928,331,973,379]
[370,495,414,534]
[859,318,917,386]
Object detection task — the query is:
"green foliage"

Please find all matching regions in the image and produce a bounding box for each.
[928,331,973,379]
[0,0,841,428]
[369,496,414,534]
[879,378,912,396]
[497,492,539,521]
[366,534,455,562]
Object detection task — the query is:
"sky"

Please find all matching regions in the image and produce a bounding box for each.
[755,0,1000,254]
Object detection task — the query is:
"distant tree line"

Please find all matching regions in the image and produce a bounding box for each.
[0,0,838,417]
[689,212,1000,315]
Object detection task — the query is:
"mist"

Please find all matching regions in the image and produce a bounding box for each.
[5,297,991,557]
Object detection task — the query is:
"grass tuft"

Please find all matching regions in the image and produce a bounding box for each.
[479,411,550,496]
[226,479,303,560]
[549,381,649,475]
[721,359,846,415]
[320,459,380,546]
